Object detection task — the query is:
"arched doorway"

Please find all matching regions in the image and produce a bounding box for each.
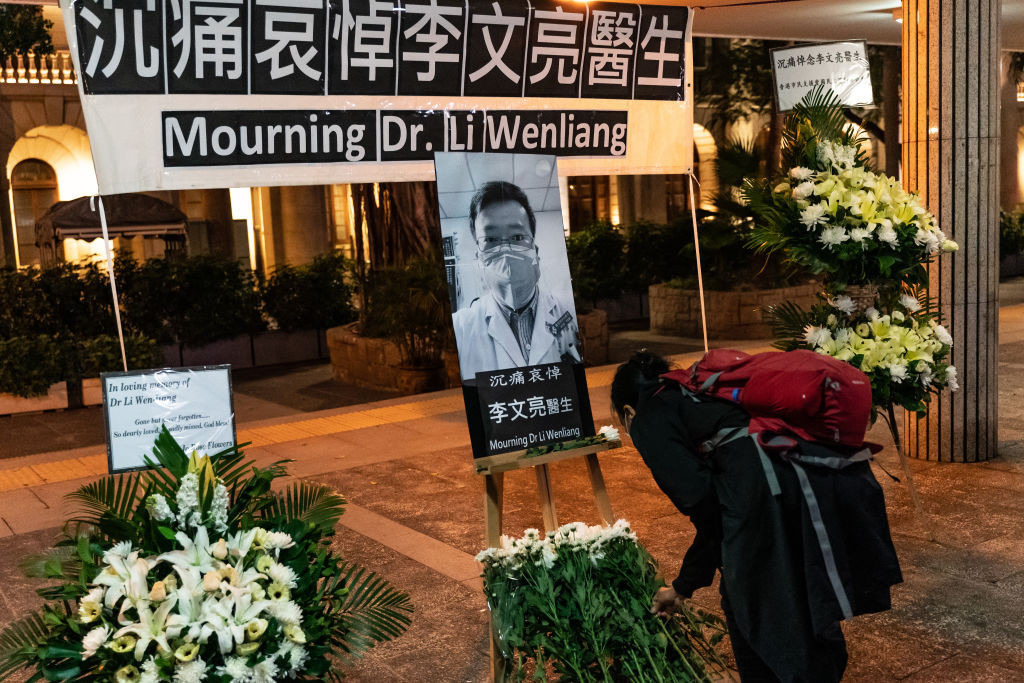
[11,159,58,267]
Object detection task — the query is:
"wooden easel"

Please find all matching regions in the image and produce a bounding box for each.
[475,438,622,682]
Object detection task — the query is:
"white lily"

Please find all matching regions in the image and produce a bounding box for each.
[113,595,180,661]
[200,592,273,654]
[226,529,257,560]
[95,551,156,609]
[159,526,217,574]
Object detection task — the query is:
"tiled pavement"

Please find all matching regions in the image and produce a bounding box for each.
[2,312,1024,681]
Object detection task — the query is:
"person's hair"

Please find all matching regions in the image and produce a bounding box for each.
[468,180,536,239]
[611,350,671,419]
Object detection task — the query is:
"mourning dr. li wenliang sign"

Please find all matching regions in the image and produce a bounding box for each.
[162,109,629,166]
[476,362,584,456]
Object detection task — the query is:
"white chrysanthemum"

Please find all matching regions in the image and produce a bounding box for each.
[945,365,959,391]
[799,203,828,229]
[849,227,871,244]
[941,239,959,252]
[176,473,201,528]
[81,625,110,659]
[899,294,922,312]
[250,658,278,683]
[598,425,620,441]
[174,657,208,683]
[790,166,814,181]
[933,324,953,346]
[877,224,899,246]
[210,484,230,534]
[829,295,856,315]
[217,657,253,683]
[919,367,934,387]
[278,641,309,674]
[865,307,880,321]
[263,532,294,551]
[791,181,816,200]
[914,228,940,254]
[834,327,853,345]
[146,494,174,523]
[267,599,303,625]
[818,226,850,248]
[804,325,832,348]
[105,541,133,562]
[268,562,297,589]
[889,364,909,383]
[140,657,160,683]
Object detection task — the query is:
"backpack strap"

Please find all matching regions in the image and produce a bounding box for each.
[698,371,723,393]
[786,459,855,620]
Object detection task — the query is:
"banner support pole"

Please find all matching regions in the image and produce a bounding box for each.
[687,174,709,353]
[91,195,128,372]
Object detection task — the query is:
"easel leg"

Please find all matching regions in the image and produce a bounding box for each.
[535,463,558,533]
[886,405,938,543]
[584,453,615,525]
[484,473,506,682]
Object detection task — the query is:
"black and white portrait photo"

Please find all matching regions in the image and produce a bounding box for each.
[434,152,581,383]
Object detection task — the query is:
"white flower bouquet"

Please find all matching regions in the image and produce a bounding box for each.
[0,428,412,682]
[745,88,957,291]
[774,293,957,413]
[477,520,729,682]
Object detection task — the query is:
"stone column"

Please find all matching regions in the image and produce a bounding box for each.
[901,0,1000,462]
[270,185,329,266]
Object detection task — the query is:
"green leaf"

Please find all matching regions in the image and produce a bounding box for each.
[157,525,177,540]
[0,612,50,679]
[18,547,79,580]
[66,473,145,531]
[260,482,347,536]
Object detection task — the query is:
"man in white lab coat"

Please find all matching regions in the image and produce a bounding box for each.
[452,180,581,382]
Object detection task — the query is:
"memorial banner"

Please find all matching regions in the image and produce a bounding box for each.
[62,0,694,193]
[435,151,593,458]
[101,365,236,472]
[770,41,873,112]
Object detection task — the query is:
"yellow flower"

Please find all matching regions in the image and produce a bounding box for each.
[267,582,290,601]
[203,571,222,592]
[236,642,260,656]
[246,618,268,641]
[110,635,136,654]
[115,666,140,683]
[175,642,200,662]
[870,319,891,339]
[78,601,101,624]
[855,323,871,338]
[256,555,274,574]
[284,624,306,644]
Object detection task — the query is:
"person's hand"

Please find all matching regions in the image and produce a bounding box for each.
[650,587,683,618]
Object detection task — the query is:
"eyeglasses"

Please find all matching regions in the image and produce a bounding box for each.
[477,234,535,252]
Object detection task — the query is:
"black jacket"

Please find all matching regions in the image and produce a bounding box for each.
[630,382,903,682]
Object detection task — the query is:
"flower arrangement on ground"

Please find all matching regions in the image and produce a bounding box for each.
[477,520,729,682]
[772,293,956,414]
[0,428,412,682]
[744,88,957,291]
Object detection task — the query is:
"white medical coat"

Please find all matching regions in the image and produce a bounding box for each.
[452,289,581,381]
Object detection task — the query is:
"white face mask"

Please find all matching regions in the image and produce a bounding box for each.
[481,249,540,309]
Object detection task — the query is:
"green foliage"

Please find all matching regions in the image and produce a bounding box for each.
[566,221,627,303]
[696,39,783,128]
[0,5,53,61]
[115,255,265,347]
[1000,207,1024,260]
[0,264,115,339]
[262,251,357,332]
[481,524,729,682]
[622,220,692,291]
[0,333,160,398]
[360,253,451,367]
[0,427,413,682]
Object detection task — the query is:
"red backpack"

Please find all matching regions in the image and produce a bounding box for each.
[661,348,874,449]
